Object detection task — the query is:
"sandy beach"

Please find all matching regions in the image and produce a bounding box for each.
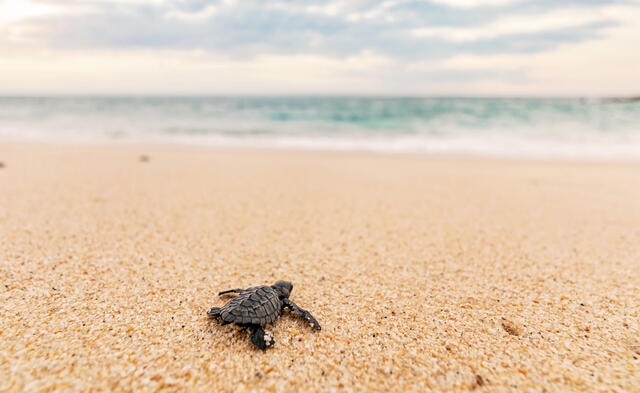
[0,143,639,392]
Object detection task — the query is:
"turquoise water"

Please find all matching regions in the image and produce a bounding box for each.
[1,96,639,158]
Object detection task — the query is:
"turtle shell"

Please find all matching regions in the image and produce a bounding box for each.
[220,285,283,325]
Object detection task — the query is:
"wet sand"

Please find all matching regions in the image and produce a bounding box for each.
[1,143,639,392]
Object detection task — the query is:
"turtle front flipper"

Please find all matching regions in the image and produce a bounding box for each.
[218,288,245,296]
[249,325,275,350]
[283,298,321,330]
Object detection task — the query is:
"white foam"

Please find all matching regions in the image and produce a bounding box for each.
[2,97,640,161]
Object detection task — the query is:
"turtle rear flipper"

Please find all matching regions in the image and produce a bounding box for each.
[249,325,275,350]
[208,307,234,325]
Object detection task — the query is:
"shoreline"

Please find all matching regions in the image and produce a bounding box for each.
[2,137,640,165]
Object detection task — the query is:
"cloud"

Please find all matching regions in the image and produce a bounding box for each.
[2,0,630,60]
[0,0,60,24]
[0,0,638,94]
[427,0,526,8]
[411,7,614,42]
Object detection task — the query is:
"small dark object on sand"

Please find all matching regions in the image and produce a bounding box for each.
[0,162,5,168]
[501,318,522,336]
[138,155,149,162]
[207,280,321,350]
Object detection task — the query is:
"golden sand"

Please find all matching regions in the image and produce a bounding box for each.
[1,143,639,392]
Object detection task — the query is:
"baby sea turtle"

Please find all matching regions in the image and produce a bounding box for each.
[207,280,321,350]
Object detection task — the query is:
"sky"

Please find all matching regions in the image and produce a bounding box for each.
[0,0,639,96]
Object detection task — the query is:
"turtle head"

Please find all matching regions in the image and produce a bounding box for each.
[272,280,292,299]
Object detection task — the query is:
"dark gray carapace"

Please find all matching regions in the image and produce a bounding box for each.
[207,280,321,350]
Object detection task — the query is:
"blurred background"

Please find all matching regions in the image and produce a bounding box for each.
[1,0,639,159]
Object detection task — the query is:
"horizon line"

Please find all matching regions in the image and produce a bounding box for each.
[1,93,639,101]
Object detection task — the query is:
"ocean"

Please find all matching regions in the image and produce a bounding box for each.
[1,96,639,159]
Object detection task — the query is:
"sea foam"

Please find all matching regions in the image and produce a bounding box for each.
[1,96,639,160]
